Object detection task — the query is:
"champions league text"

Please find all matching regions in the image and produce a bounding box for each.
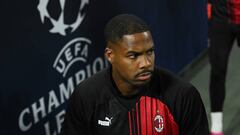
[18,37,108,135]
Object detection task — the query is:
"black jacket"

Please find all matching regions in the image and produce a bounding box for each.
[61,67,209,135]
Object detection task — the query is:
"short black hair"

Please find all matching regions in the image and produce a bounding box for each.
[104,14,150,43]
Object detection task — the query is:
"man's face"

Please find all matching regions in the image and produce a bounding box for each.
[106,31,155,87]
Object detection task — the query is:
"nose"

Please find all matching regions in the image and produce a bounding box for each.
[139,55,152,69]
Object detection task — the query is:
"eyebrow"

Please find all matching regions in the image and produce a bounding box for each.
[126,47,154,55]
[147,47,154,52]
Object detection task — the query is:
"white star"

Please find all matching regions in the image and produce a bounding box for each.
[37,0,50,23]
[70,13,85,33]
[70,0,89,33]
[59,0,66,10]
[49,13,68,36]
[80,0,89,10]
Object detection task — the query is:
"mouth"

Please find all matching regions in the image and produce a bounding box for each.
[136,71,152,81]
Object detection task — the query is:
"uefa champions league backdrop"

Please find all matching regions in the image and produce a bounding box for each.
[0,0,207,134]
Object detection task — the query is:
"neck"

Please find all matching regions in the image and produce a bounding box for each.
[112,71,139,97]
[116,81,138,97]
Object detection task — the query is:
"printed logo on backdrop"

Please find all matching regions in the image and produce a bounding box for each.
[37,0,89,36]
[18,0,107,135]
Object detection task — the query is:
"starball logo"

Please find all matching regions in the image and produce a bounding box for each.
[18,0,107,134]
[37,0,89,36]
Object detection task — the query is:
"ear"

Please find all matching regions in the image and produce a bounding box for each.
[105,47,114,64]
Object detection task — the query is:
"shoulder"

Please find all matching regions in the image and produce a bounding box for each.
[79,68,108,88]
[73,68,110,99]
[65,68,112,117]
[66,68,112,115]
[153,67,205,125]
[153,67,200,99]
[154,67,193,88]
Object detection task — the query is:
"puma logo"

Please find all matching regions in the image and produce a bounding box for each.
[98,117,113,126]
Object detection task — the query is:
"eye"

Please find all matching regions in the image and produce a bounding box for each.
[147,48,154,55]
[129,54,137,59]
[128,53,138,59]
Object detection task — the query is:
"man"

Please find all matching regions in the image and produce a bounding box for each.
[208,0,240,135]
[61,14,209,135]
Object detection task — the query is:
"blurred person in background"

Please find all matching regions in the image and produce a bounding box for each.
[208,0,240,135]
